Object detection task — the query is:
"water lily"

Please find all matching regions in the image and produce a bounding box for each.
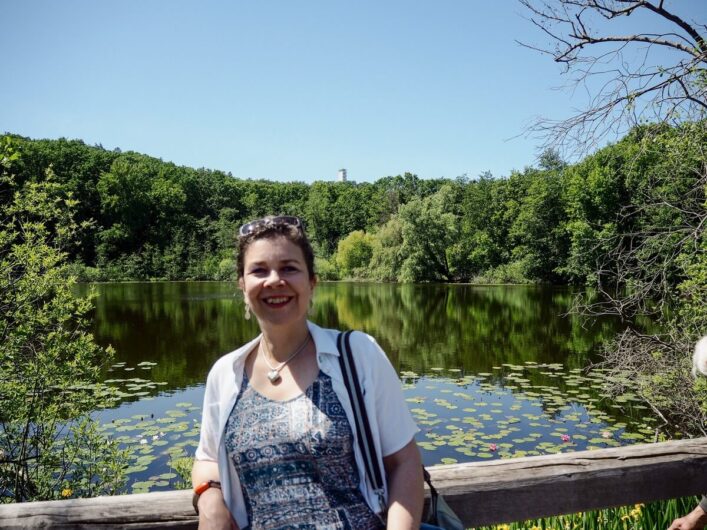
[561,434,570,442]
[139,438,148,444]
[489,443,497,452]
[601,431,612,439]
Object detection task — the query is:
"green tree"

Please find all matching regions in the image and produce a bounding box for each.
[368,217,405,282]
[509,167,569,282]
[398,185,460,282]
[0,138,129,502]
[8,136,119,266]
[305,182,373,256]
[455,173,510,278]
[335,230,374,278]
[570,122,707,436]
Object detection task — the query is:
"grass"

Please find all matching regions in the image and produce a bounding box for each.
[476,496,699,530]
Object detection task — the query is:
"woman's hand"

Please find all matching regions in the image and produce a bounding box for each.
[383,439,424,530]
[197,488,238,530]
[668,505,707,530]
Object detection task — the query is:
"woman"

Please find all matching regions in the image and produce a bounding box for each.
[192,216,424,530]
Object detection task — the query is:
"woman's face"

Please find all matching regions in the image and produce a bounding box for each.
[239,236,316,329]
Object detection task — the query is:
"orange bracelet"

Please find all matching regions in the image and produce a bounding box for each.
[192,480,221,514]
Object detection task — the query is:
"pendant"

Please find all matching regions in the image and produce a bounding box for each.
[267,370,281,383]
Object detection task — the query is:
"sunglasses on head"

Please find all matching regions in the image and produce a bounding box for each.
[238,216,303,237]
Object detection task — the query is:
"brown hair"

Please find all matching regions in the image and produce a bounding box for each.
[237,220,316,280]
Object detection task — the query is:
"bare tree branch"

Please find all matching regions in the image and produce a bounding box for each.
[518,0,707,154]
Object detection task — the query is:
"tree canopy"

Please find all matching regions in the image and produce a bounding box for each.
[2,123,703,292]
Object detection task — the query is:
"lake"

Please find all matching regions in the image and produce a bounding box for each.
[76,282,656,493]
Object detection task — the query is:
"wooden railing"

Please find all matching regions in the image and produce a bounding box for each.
[1,438,705,529]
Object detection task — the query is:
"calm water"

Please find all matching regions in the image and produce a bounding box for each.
[76,282,654,493]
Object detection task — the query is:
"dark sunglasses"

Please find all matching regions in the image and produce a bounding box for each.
[238,216,303,237]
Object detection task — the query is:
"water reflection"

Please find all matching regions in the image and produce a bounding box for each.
[77,282,620,390]
[75,282,651,491]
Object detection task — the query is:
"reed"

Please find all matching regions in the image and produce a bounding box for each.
[477,496,699,530]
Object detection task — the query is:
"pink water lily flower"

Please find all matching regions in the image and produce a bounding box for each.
[489,443,497,452]
[561,434,571,442]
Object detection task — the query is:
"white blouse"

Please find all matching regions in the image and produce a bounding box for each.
[195,320,419,529]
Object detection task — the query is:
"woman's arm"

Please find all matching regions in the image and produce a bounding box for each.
[192,459,237,530]
[383,439,424,530]
[668,502,707,530]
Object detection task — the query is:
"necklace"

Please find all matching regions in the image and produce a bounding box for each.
[260,333,311,384]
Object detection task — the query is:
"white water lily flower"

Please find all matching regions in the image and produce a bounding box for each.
[692,336,707,377]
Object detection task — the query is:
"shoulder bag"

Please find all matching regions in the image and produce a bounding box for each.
[336,331,464,530]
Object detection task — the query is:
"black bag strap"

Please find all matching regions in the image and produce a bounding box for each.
[423,467,440,521]
[337,331,385,496]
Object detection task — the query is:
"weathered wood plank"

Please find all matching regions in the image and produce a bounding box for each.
[1,438,705,529]
[436,438,707,526]
[0,490,197,530]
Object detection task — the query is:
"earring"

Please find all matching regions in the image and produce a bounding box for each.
[244,303,251,320]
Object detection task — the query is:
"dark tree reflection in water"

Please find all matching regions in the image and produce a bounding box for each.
[75,282,652,491]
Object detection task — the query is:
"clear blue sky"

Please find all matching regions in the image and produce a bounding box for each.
[2,1,703,183]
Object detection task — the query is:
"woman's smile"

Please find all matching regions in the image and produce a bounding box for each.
[262,296,293,307]
[239,236,315,328]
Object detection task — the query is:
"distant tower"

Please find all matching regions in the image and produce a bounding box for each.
[337,168,347,182]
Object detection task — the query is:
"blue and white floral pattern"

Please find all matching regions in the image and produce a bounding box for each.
[225,371,384,530]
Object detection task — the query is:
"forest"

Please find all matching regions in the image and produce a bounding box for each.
[3,120,705,439]
[3,121,705,288]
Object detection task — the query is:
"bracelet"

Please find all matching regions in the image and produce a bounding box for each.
[192,480,221,515]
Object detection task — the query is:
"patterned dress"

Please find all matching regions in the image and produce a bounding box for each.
[224,370,385,530]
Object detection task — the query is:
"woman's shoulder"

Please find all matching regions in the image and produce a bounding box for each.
[206,337,259,384]
[347,329,385,357]
[309,322,390,373]
[309,321,382,356]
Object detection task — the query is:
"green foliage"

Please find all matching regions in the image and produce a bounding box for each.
[472,261,531,285]
[397,185,460,282]
[509,169,568,282]
[0,137,475,282]
[305,181,376,256]
[453,174,512,279]
[574,122,707,436]
[367,216,404,282]
[335,230,374,278]
[314,256,339,281]
[477,495,700,530]
[168,454,194,491]
[675,208,707,423]
[0,140,129,502]
[2,123,703,300]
